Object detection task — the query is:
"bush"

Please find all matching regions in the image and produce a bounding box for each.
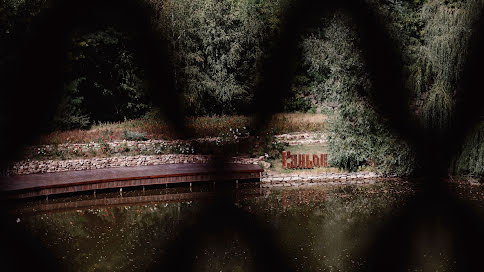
[95,130,113,154]
[451,123,484,177]
[283,95,312,112]
[123,130,148,141]
[250,132,288,160]
[327,114,369,172]
[327,105,415,175]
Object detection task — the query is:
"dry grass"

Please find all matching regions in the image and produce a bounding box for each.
[267,113,327,134]
[37,113,327,145]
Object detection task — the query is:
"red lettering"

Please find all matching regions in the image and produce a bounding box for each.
[291,155,297,168]
[313,154,320,167]
[282,151,287,169]
[298,154,304,168]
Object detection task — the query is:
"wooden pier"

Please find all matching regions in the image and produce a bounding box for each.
[0,163,263,199]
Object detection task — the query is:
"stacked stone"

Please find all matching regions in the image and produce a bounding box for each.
[8,155,263,175]
[261,172,382,188]
[274,132,326,146]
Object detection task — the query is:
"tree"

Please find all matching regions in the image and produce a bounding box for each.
[300,12,415,174]
[53,27,149,129]
[151,0,287,115]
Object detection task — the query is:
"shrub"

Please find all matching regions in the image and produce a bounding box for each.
[451,123,484,177]
[309,106,317,114]
[250,131,288,160]
[119,142,131,153]
[94,129,114,154]
[283,95,312,113]
[123,130,148,141]
[327,105,415,175]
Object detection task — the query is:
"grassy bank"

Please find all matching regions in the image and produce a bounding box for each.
[37,113,326,145]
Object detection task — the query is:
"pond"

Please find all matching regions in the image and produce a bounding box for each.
[10,181,484,271]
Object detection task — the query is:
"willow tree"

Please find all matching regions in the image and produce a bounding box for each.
[410,0,484,177]
[415,0,483,130]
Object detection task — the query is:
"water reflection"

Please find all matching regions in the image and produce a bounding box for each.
[14,181,484,271]
[239,183,415,272]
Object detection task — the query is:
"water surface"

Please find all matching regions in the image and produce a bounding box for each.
[13,181,484,271]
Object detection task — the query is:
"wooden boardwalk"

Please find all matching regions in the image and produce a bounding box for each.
[0,163,263,199]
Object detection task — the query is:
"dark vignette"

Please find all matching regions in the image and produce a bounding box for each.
[0,0,483,271]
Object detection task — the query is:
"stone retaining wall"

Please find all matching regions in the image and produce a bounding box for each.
[5,132,330,176]
[261,172,384,188]
[261,179,379,188]
[6,152,386,190]
[8,155,262,176]
[275,132,326,145]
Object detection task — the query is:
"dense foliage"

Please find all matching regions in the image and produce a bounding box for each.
[292,0,483,175]
[150,0,287,115]
[56,28,149,130]
[411,0,481,131]
[1,0,482,176]
[451,123,484,177]
[298,13,416,175]
[1,0,150,130]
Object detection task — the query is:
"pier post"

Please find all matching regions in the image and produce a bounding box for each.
[120,187,123,197]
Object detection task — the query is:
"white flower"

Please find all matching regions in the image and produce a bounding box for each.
[264,153,269,158]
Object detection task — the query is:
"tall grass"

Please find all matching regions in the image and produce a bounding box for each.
[37,113,326,145]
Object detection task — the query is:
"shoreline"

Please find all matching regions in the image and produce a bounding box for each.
[5,153,481,186]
